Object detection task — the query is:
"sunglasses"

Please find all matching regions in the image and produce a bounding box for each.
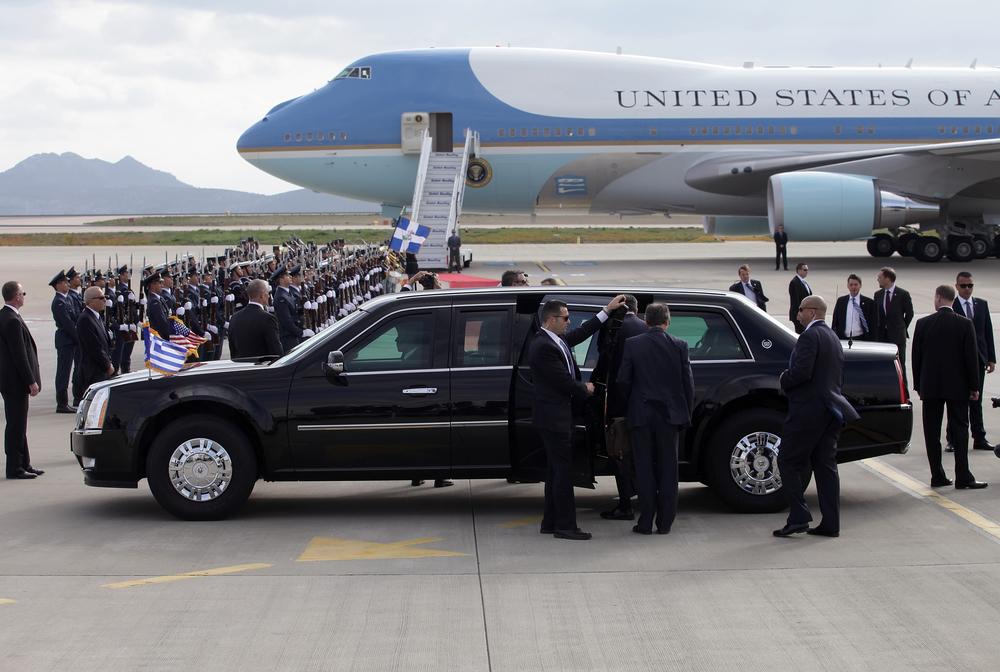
[959,283,974,289]
[797,306,816,312]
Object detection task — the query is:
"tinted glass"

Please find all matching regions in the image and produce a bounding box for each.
[669,312,748,361]
[456,310,510,367]
[345,313,434,371]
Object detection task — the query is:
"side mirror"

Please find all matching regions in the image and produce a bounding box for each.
[324,350,345,377]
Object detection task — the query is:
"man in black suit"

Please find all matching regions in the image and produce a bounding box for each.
[76,286,114,391]
[873,266,914,389]
[50,269,79,413]
[0,281,43,479]
[530,294,627,540]
[229,279,284,360]
[774,295,860,538]
[950,271,996,451]
[729,264,768,311]
[617,303,694,535]
[773,223,788,271]
[600,294,649,521]
[787,262,813,334]
[913,285,987,490]
[832,274,876,341]
[67,267,85,405]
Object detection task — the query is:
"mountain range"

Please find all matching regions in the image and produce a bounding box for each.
[0,153,379,215]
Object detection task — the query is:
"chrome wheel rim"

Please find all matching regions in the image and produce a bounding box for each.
[729,431,782,496]
[168,438,232,502]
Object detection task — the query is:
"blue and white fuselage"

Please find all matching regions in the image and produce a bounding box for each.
[238,48,1000,255]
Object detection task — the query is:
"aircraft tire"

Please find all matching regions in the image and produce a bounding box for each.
[946,236,975,263]
[973,235,991,259]
[915,236,944,263]
[897,233,919,257]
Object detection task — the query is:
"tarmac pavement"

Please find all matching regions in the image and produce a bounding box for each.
[3,241,1000,671]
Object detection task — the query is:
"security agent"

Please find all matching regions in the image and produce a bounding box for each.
[76,286,114,391]
[832,274,876,341]
[950,271,996,451]
[773,223,788,271]
[729,264,768,311]
[271,267,314,353]
[530,294,627,541]
[228,279,283,360]
[873,266,914,389]
[49,269,79,413]
[66,266,85,406]
[1,281,43,479]
[774,295,859,538]
[617,302,694,535]
[787,262,813,334]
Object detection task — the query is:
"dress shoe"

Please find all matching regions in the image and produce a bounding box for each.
[24,466,44,476]
[56,404,77,414]
[807,527,839,538]
[542,526,585,535]
[973,440,994,451]
[433,479,453,488]
[955,480,988,490]
[655,528,671,535]
[930,477,953,487]
[6,470,37,480]
[772,523,809,537]
[553,528,592,541]
[632,525,652,535]
[945,443,955,453]
[600,506,635,520]
[410,479,425,486]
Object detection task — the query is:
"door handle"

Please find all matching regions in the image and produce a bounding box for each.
[402,387,438,395]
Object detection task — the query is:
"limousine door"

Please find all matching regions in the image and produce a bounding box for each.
[287,306,452,478]
[510,295,612,487]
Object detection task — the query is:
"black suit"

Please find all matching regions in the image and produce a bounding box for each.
[146,292,172,340]
[528,312,606,532]
[778,320,859,533]
[51,292,79,407]
[603,312,649,507]
[617,329,694,532]
[729,279,768,311]
[774,230,788,270]
[76,308,112,391]
[228,303,284,360]
[952,296,996,442]
[913,307,980,484]
[0,306,40,476]
[273,287,301,354]
[831,294,876,341]
[69,289,85,402]
[787,275,813,334]
[873,285,914,388]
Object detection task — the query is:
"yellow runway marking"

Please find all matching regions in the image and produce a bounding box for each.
[861,459,1000,542]
[536,261,551,273]
[0,598,15,605]
[102,563,272,589]
[297,536,467,562]
[498,515,544,529]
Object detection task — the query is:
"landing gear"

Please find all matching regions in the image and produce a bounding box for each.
[897,233,920,257]
[946,235,975,263]
[915,236,945,262]
[866,234,895,257]
[973,235,991,259]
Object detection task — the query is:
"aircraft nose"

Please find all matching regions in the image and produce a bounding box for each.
[237,119,266,154]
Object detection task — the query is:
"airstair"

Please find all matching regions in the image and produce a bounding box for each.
[408,128,477,270]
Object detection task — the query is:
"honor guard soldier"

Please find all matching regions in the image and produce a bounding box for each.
[144,272,173,339]
[65,266,85,405]
[271,266,313,353]
[111,265,136,374]
[49,270,79,413]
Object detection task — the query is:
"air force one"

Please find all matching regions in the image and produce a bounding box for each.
[237,47,1000,262]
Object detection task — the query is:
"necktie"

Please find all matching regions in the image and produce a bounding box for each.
[884,290,892,314]
[852,296,869,333]
[557,338,574,375]
[965,300,974,319]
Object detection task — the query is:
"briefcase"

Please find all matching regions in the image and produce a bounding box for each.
[605,417,630,459]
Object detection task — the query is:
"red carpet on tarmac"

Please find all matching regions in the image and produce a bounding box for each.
[437,273,497,288]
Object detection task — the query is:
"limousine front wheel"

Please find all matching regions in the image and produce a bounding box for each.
[708,409,787,513]
[146,415,257,520]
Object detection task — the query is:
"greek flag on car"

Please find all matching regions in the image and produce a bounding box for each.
[142,325,188,374]
[389,217,431,254]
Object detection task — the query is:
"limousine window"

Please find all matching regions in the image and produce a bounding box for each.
[567,309,602,368]
[455,310,510,367]
[669,312,748,360]
[344,312,435,372]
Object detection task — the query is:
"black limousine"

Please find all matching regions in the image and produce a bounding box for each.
[72,287,912,519]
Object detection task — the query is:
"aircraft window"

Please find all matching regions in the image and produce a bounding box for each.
[306,132,313,141]
[938,126,946,135]
[734,126,742,135]
[345,312,435,372]
[669,312,748,361]
[963,126,970,135]
[746,126,753,136]
[868,127,875,134]
[952,127,959,135]
[454,310,510,367]
[722,127,730,135]
[509,128,516,136]
[497,128,505,137]
[649,128,658,136]
[578,128,585,136]
[316,132,324,141]
[756,126,764,134]
[778,126,786,136]
[856,126,865,134]
[975,126,982,134]
[543,128,551,137]
[295,132,303,142]
[690,127,697,136]
[566,128,574,136]
[329,130,337,141]
[333,67,351,80]
[588,128,596,136]
[284,133,291,142]
[531,128,539,136]
[989,125,995,133]
[712,127,719,135]
[701,127,708,135]
[554,128,562,136]
[834,125,842,135]
[767,126,774,135]
[789,126,798,135]
[520,128,528,137]
[359,66,371,79]
[340,132,348,140]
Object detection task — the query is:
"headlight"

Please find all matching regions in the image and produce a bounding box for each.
[84,387,110,430]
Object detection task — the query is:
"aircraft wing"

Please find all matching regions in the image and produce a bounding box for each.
[684,137,1000,199]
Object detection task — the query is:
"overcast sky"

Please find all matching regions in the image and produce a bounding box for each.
[2,0,997,194]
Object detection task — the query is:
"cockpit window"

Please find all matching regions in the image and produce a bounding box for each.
[333,65,372,81]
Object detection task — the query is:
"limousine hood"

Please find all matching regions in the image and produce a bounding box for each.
[94,359,273,391]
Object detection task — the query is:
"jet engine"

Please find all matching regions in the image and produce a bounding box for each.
[767,172,939,241]
[703,216,771,236]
